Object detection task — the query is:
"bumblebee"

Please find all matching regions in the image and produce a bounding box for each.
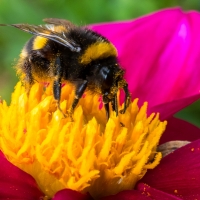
[0,18,130,120]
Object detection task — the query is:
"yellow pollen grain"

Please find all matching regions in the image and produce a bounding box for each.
[0,82,167,199]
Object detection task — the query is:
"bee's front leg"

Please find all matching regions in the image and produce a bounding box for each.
[67,79,88,121]
[52,56,65,117]
[104,102,110,120]
[120,83,131,114]
[111,94,118,117]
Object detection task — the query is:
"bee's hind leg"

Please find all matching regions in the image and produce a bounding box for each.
[111,94,118,117]
[20,58,34,94]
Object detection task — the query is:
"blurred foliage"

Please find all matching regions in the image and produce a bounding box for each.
[0,0,200,127]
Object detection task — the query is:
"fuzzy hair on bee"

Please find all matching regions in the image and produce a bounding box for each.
[0,18,131,120]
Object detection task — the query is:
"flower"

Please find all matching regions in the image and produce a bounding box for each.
[103,139,200,200]
[0,81,166,199]
[1,7,200,200]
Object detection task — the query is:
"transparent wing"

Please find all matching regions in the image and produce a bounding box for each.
[43,18,76,28]
[0,23,81,52]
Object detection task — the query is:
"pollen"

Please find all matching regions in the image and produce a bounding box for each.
[0,82,167,199]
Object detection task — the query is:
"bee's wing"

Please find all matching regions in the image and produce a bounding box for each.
[0,23,81,52]
[43,18,76,28]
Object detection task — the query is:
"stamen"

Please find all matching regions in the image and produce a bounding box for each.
[0,82,167,199]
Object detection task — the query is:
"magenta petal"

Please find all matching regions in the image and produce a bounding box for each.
[137,183,182,200]
[149,94,200,120]
[53,189,93,200]
[0,152,43,199]
[160,116,200,144]
[138,139,200,198]
[90,8,200,118]
[100,190,152,200]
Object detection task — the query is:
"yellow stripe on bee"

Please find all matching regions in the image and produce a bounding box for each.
[33,36,48,50]
[80,42,117,65]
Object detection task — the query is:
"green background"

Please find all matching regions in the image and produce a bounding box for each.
[0,0,199,127]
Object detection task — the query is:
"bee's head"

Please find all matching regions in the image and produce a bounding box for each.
[97,63,126,104]
[87,58,130,117]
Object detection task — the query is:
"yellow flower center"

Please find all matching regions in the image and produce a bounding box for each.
[0,82,167,199]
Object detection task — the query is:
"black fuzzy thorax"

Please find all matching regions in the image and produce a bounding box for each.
[21,26,122,94]
[52,27,119,83]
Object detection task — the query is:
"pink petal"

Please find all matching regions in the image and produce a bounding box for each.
[137,183,182,200]
[90,8,200,118]
[100,190,152,200]
[138,139,200,199]
[0,152,44,199]
[101,185,181,200]
[150,94,200,120]
[53,189,93,200]
[160,116,200,144]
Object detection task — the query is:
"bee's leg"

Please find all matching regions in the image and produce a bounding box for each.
[22,58,34,93]
[53,78,64,116]
[52,56,65,117]
[120,83,131,114]
[104,103,110,120]
[111,94,118,117]
[25,50,48,90]
[68,79,88,121]
[103,94,113,120]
